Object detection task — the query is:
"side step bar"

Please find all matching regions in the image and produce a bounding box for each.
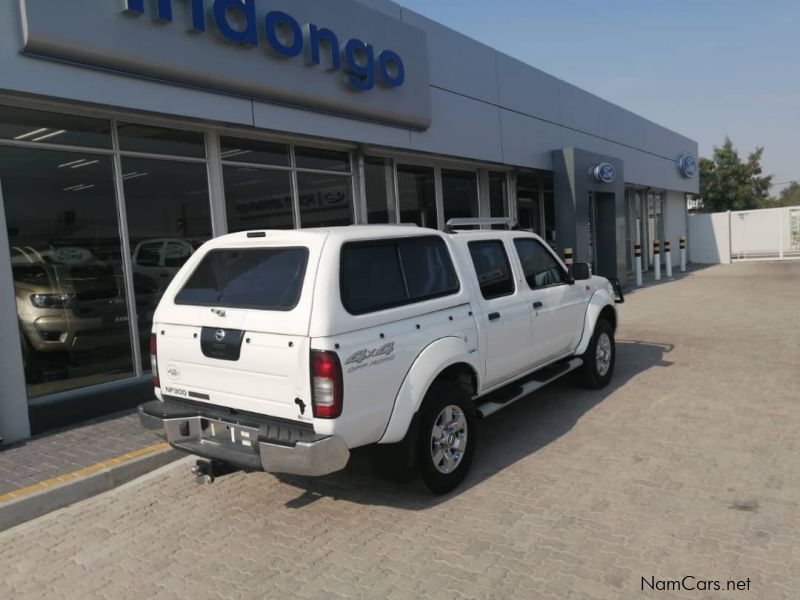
[477,358,583,418]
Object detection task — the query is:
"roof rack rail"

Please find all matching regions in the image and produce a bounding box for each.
[444,217,517,233]
[348,223,419,227]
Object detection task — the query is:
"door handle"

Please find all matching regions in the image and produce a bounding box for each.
[488,312,501,321]
[533,301,543,310]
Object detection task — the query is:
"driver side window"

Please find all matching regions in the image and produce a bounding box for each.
[513,238,569,289]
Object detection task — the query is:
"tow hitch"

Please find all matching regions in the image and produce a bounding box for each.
[190,459,238,484]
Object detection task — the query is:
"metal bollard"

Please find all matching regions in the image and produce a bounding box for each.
[653,240,661,281]
[665,240,673,278]
[679,236,687,272]
[634,242,643,287]
[563,247,574,268]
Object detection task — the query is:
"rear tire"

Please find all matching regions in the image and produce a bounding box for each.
[373,415,419,484]
[417,382,477,494]
[577,319,615,389]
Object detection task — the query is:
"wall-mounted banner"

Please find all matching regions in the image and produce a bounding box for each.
[678,154,697,179]
[592,162,617,184]
[20,0,432,129]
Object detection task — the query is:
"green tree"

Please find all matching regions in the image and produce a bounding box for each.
[698,137,772,212]
[764,182,800,208]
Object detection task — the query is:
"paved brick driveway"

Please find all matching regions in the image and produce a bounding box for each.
[1,263,798,599]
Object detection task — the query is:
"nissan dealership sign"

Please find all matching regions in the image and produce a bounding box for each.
[19,0,432,129]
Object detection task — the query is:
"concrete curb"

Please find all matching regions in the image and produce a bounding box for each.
[0,446,181,531]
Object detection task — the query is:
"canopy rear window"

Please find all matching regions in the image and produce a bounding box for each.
[175,247,308,311]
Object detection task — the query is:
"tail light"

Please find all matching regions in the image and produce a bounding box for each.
[310,350,343,419]
[150,333,160,388]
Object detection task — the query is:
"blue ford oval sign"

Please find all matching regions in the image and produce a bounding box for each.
[593,163,616,184]
[679,154,697,179]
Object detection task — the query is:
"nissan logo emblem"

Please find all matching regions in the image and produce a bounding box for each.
[215,329,226,342]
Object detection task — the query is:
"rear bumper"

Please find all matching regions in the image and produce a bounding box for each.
[138,399,349,477]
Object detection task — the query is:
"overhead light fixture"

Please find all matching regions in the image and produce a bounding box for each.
[71,159,99,169]
[58,159,88,168]
[14,127,49,140]
[32,129,66,142]
[122,172,148,181]
[62,184,96,192]
[221,149,253,159]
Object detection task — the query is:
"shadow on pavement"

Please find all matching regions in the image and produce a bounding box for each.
[621,263,713,297]
[275,339,674,510]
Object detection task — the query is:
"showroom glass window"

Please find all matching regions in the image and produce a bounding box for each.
[296,146,354,228]
[489,171,509,229]
[517,172,542,234]
[442,170,479,227]
[120,127,212,369]
[0,107,132,398]
[364,157,397,224]
[542,174,556,244]
[397,164,437,228]
[221,136,294,231]
[222,139,354,231]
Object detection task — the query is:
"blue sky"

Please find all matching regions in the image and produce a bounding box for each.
[397,0,800,194]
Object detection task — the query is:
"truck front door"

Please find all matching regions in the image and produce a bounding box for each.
[512,237,587,364]
[466,239,532,389]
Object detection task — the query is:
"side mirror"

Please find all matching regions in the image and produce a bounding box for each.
[570,262,592,281]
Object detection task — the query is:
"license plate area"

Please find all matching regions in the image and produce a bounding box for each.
[200,418,260,449]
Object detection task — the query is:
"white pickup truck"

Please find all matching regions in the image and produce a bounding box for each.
[139,219,623,493]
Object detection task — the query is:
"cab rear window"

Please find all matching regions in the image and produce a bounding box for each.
[175,247,308,310]
[340,236,459,315]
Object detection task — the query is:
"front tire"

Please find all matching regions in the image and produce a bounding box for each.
[577,319,615,389]
[417,382,477,494]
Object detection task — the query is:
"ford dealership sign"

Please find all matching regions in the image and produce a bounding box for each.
[592,163,617,184]
[123,0,406,92]
[20,0,431,129]
[679,154,698,179]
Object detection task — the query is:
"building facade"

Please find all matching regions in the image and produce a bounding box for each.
[0,0,698,443]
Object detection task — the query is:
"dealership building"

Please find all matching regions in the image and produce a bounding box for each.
[0,0,698,443]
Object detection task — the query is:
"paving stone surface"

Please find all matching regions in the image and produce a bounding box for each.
[0,262,798,599]
[0,412,162,495]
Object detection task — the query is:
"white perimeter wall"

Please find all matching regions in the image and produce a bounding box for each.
[689,213,731,264]
[689,206,800,264]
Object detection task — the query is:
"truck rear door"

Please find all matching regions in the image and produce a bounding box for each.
[152,236,324,424]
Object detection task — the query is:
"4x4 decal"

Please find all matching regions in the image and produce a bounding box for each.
[345,342,396,372]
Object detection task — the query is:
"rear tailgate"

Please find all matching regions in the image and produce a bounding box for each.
[152,233,326,424]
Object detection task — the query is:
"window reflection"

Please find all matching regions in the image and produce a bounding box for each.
[295,146,350,172]
[489,171,509,229]
[442,169,478,227]
[517,172,542,234]
[397,165,436,228]
[117,123,206,158]
[1,147,133,397]
[0,105,111,149]
[297,172,354,228]
[122,157,212,368]
[364,157,397,224]
[224,166,294,231]
[220,137,289,167]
